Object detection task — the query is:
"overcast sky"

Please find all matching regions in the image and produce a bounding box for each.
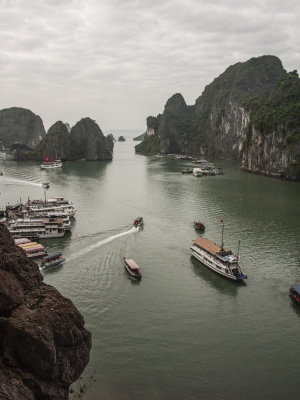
[1,0,299,132]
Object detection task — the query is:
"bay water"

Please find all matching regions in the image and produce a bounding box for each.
[1,136,300,399]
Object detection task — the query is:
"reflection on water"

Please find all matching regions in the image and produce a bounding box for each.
[1,137,300,400]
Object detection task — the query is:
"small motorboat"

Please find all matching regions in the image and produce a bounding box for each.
[123,257,142,279]
[42,181,50,189]
[290,284,300,304]
[193,221,205,230]
[40,252,65,269]
[134,216,144,228]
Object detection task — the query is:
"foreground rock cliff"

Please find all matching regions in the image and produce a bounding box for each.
[0,107,46,150]
[136,55,300,180]
[0,224,91,400]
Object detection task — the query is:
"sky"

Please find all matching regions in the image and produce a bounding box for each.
[1,0,299,132]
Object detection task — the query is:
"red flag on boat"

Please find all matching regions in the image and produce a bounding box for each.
[50,155,54,162]
[45,155,49,162]
[220,219,224,223]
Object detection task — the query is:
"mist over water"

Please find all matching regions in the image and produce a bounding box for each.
[1,136,300,400]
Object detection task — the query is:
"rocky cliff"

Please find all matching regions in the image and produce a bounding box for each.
[16,118,113,162]
[70,118,112,161]
[0,107,46,150]
[136,55,300,180]
[0,223,91,400]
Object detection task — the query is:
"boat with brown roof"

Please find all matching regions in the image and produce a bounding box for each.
[190,236,247,281]
[123,257,142,279]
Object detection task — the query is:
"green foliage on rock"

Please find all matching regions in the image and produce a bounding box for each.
[70,118,112,161]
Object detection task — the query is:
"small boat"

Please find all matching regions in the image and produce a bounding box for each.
[134,217,144,228]
[123,257,142,279]
[193,221,205,230]
[290,284,300,304]
[193,168,203,177]
[42,182,50,189]
[40,252,65,268]
[181,168,193,174]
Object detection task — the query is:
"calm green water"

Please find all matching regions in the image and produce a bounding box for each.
[1,138,300,400]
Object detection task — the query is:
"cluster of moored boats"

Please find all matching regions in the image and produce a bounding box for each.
[14,237,65,269]
[182,161,224,177]
[6,196,75,239]
[2,194,75,270]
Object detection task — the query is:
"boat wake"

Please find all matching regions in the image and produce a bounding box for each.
[0,177,42,188]
[69,226,139,260]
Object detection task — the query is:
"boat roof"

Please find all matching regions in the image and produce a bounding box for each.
[124,258,140,270]
[292,284,300,295]
[193,237,223,255]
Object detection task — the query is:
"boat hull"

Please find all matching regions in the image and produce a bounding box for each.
[41,258,65,269]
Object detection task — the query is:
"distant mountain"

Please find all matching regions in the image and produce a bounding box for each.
[133,132,146,141]
[16,118,113,161]
[136,55,300,180]
[0,107,45,150]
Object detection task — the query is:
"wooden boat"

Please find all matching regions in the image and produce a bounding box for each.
[40,252,65,269]
[290,285,300,304]
[123,257,142,279]
[181,168,193,174]
[133,217,144,228]
[42,182,50,189]
[193,221,205,230]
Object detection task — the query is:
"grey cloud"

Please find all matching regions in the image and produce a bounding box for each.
[0,0,299,130]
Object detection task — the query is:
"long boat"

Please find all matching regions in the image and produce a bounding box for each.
[190,237,247,281]
[40,253,65,268]
[123,257,142,279]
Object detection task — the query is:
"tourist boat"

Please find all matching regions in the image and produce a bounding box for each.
[290,285,300,304]
[193,221,205,230]
[123,257,142,279]
[134,217,144,228]
[9,218,65,239]
[26,196,76,217]
[40,155,62,169]
[21,215,72,231]
[40,253,65,269]
[18,242,47,259]
[193,168,203,177]
[190,237,247,281]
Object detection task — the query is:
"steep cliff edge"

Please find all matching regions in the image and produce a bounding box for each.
[0,107,46,150]
[136,55,300,180]
[0,224,91,400]
[70,118,112,161]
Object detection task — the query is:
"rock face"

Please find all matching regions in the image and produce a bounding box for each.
[70,118,113,161]
[0,107,46,150]
[33,121,71,161]
[15,118,113,162]
[0,224,91,400]
[136,55,300,180]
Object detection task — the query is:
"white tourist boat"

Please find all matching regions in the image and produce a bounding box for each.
[190,237,247,281]
[26,196,76,217]
[193,168,203,177]
[22,211,72,231]
[9,218,66,239]
[40,156,62,169]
